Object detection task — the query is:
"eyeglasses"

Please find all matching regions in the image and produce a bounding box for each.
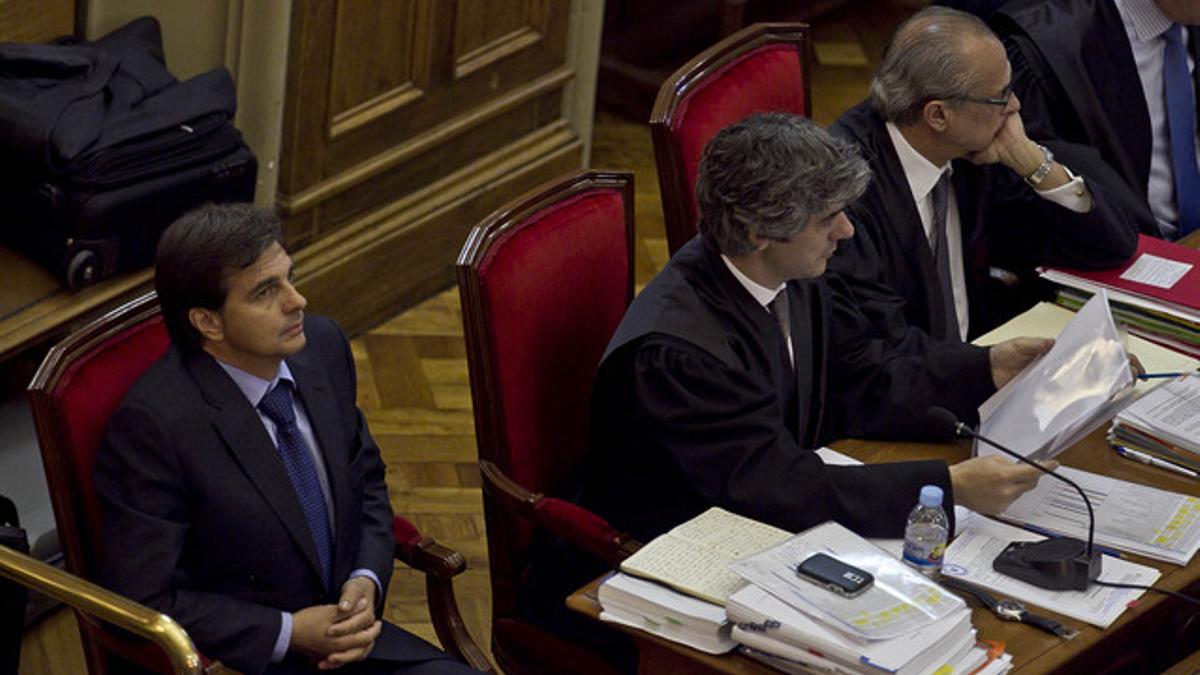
[945,88,1014,108]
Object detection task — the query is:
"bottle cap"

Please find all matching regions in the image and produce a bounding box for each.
[919,485,944,507]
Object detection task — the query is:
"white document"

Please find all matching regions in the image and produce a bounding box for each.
[1041,268,1199,323]
[978,290,1135,460]
[618,507,791,605]
[973,302,1199,398]
[729,522,965,640]
[598,572,736,654]
[1119,253,1193,289]
[1116,373,1200,453]
[728,584,974,675]
[999,465,1200,564]
[943,515,1159,628]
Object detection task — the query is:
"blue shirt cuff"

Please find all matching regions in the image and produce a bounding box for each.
[272,611,292,662]
[350,568,383,604]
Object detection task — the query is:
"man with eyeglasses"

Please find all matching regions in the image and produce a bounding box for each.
[823,7,1148,438]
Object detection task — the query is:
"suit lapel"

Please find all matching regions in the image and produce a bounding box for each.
[288,354,353,585]
[187,353,329,591]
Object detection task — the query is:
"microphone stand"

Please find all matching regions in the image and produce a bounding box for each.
[937,409,1102,591]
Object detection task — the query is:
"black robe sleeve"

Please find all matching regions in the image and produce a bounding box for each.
[615,336,955,539]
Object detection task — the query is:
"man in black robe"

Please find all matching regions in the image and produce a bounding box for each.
[580,113,1054,546]
[826,6,1146,368]
[992,0,1200,240]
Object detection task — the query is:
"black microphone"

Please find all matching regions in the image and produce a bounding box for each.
[927,406,1101,591]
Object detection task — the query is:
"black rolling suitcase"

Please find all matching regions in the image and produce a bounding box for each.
[0,16,257,288]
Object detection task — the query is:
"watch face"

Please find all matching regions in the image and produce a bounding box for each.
[996,599,1026,621]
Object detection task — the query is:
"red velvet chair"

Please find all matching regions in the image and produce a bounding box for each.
[28,291,492,675]
[457,171,642,675]
[650,22,812,254]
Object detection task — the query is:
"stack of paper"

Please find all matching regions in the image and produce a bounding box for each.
[724,521,1010,674]
[615,507,792,605]
[597,572,736,654]
[999,465,1200,564]
[595,507,791,651]
[1040,234,1200,356]
[726,586,990,675]
[1110,373,1200,470]
[944,514,1159,628]
[977,291,1136,461]
[729,522,965,640]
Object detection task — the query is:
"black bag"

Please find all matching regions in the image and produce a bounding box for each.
[0,495,29,674]
[0,16,257,287]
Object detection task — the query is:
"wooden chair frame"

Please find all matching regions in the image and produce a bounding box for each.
[28,291,493,674]
[650,22,813,254]
[457,170,640,674]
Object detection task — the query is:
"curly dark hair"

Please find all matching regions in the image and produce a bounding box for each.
[695,112,870,256]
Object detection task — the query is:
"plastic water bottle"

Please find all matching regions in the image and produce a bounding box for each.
[902,485,949,576]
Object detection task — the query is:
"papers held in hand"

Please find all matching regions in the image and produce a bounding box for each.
[978,290,1136,462]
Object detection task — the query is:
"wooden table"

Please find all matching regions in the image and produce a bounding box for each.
[0,245,151,365]
[568,425,1200,673]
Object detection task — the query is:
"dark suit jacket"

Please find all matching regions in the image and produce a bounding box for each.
[580,236,995,544]
[993,0,1199,234]
[95,315,447,675]
[827,100,1142,346]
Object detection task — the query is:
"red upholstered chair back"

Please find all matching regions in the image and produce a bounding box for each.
[650,23,812,254]
[457,171,634,659]
[28,291,171,673]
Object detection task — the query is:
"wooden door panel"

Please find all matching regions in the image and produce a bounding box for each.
[328,0,428,139]
[283,0,570,188]
[279,0,585,332]
[452,0,545,78]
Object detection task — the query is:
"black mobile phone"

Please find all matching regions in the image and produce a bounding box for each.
[795,553,874,598]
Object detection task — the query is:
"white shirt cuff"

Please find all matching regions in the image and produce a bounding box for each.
[350,568,383,604]
[272,611,292,662]
[1035,166,1092,213]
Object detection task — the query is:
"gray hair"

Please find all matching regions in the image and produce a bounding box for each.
[695,112,870,256]
[870,6,997,125]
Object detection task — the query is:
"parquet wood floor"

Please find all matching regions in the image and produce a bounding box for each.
[17,3,913,672]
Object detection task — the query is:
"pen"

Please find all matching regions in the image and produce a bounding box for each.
[1015,522,1123,558]
[1113,444,1198,479]
[1137,372,1188,380]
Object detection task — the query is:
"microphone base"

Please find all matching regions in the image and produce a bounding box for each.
[993,538,1102,591]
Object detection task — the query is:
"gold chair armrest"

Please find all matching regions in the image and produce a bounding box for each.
[0,545,203,675]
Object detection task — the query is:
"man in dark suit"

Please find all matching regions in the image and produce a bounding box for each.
[827,6,1146,358]
[994,0,1200,240]
[95,204,479,675]
[580,113,1054,546]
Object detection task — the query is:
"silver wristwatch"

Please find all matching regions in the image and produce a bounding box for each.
[1024,143,1054,188]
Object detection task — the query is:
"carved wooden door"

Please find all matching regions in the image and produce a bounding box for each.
[279,0,583,332]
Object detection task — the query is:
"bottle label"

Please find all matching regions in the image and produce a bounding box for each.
[902,540,945,568]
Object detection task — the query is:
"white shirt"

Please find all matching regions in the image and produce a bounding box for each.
[1114,0,1198,239]
[885,122,1091,340]
[721,253,792,364]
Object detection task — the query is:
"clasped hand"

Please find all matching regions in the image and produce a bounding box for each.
[292,576,381,670]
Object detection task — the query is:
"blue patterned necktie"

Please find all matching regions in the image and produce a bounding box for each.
[258,381,333,586]
[1163,23,1200,236]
